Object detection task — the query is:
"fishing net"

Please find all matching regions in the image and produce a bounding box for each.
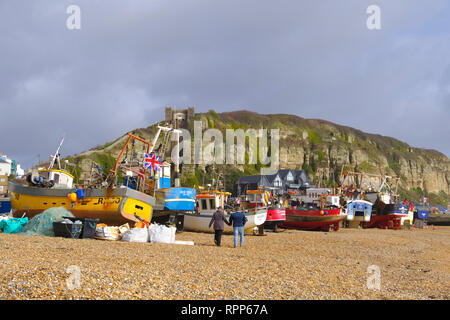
[17,207,74,236]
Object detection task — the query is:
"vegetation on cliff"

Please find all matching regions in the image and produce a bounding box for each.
[63,110,449,206]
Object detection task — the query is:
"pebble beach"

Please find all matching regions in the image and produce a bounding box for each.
[0,227,449,300]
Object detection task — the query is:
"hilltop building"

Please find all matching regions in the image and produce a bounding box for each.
[164,106,195,129]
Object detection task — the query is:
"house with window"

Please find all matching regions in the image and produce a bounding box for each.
[0,158,11,176]
[234,169,312,196]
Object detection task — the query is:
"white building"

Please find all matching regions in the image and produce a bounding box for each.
[0,158,11,176]
[15,163,25,176]
[0,154,24,176]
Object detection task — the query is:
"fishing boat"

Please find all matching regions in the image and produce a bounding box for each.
[339,171,413,229]
[282,207,344,231]
[280,188,345,231]
[9,126,196,226]
[240,189,285,232]
[9,135,157,225]
[365,194,413,229]
[344,199,373,228]
[183,190,267,233]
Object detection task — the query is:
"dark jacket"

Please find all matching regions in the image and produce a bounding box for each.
[229,211,248,228]
[209,210,230,230]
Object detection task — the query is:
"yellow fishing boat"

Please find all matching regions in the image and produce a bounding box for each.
[8,130,174,225]
[9,179,154,225]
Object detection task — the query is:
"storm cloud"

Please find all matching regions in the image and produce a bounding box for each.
[1,0,449,169]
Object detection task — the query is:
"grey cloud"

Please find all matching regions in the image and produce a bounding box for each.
[0,0,449,169]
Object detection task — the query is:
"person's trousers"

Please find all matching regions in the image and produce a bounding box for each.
[214,229,223,246]
[233,226,244,247]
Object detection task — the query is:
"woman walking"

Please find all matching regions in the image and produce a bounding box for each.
[209,208,230,246]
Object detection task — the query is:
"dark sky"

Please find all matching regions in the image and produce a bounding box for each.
[1,0,449,169]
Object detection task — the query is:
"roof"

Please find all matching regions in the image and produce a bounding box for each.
[276,169,294,179]
[236,169,311,186]
[237,175,269,185]
[265,173,279,183]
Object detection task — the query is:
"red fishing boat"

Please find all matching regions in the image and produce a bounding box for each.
[280,188,345,231]
[281,207,344,231]
[365,194,414,230]
[240,190,286,232]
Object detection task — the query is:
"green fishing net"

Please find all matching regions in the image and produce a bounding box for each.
[17,207,74,236]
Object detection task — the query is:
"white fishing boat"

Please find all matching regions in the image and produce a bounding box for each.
[183,191,267,233]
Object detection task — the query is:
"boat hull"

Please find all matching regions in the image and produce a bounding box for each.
[281,208,345,231]
[263,208,286,230]
[183,209,267,234]
[8,182,155,226]
[366,203,413,229]
[365,213,409,229]
[155,187,196,212]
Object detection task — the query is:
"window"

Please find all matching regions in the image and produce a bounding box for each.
[274,176,282,187]
[286,172,294,181]
[201,199,207,210]
[209,199,216,209]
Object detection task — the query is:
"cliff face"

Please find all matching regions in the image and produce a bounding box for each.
[193,110,449,202]
[65,110,449,204]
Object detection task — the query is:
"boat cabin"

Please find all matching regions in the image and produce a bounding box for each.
[239,190,269,209]
[196,191,231,214]
[291,187,341,208]
[378,192,392,204]
[346,200,373,222]
[123,162,171,191]
[37,169,74,189]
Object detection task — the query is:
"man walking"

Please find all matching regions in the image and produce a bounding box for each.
[209,208,230,246]
[229,211,248,247]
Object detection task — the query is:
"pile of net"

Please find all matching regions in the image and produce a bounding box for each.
[17,207,74,236]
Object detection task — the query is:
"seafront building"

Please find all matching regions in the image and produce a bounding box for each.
[234,169,312,196]
[0,154,25,176]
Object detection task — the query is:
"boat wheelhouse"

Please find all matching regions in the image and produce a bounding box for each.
[183,190,267,234]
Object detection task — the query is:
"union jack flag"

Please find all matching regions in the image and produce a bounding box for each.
[144,153,163,171]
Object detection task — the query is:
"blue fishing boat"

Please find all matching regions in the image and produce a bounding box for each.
[159,187,196,211]
[345,200,373,226]
[0,197,11,214]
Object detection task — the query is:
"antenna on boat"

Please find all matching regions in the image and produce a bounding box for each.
[172,128,182,187]
[150,125,172,153]
[49,135,65,170]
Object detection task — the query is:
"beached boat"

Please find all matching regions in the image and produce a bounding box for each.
[366,197,413,229]
[280,188,346,231]
[240,189,285,231]
[9,127,195,226]
[281,207,344,231]
[343,199,373,228]
[9,181,155,225]
[264,207,286,232]
[9,134,157,225]
[183,191,267,233]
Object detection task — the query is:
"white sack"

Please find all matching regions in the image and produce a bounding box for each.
[148,224,176,244]
[121,227,149,243]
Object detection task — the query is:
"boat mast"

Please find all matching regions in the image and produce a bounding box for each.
[49,135,65,170]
